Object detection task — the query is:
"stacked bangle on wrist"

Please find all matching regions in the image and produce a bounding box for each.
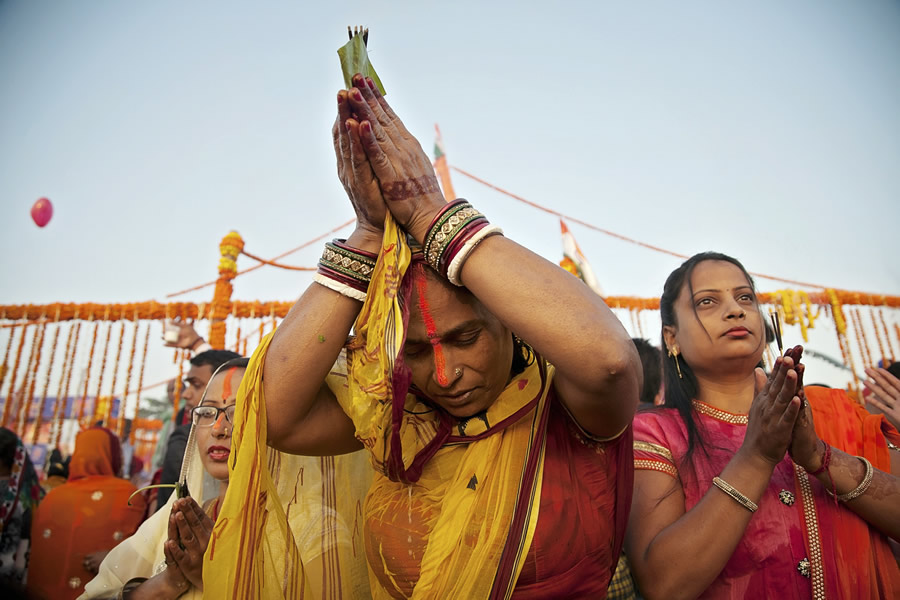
[314,239,377,301]
[712,476,759,512]
[826,456,874,502]
[422,199,503,285]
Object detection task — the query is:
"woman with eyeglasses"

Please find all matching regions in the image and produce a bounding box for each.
[79,357,248,600]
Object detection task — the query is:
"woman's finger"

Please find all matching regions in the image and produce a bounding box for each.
[167,539,188,567]
[347,120,374,181]
[862,377,894,407]
[778,396,802,429]
[865,394,891,413]
[774,368,798,408]
[167,509,179,544]
[185,498,214,538]
[174,512,202,553]
[366,77,409,135]
[868,367,900,398]
[358,120,396,182]
[348,87,395,151]
[352,74,394,132]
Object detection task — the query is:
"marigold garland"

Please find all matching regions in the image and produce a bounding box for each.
[78,317,101,421]
[45,322,77,446]
[132,322,151,444]
[0,317,13,393]
[877,309,895,364]
[105,321,126,425]
[850,308,873,369]
[29,315,61,442]
[52,321,82,450]
[93,315,114,422]
[17,319,47,435]
[173,349,185,423]
[1,325,30,427]
[118,314,140,439]
[869,309,889,367]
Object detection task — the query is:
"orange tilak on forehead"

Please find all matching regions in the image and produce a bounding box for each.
[221,367,238,401]
[413,267,449,386]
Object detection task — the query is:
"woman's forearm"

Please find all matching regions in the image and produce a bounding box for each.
[459,235,640,433]
[263,228,380,451]
[633,451,775,600]
[812,447,900,539]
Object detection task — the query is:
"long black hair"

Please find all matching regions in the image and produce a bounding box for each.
[659,252,772,465]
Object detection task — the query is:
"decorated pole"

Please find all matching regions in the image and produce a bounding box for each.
[209,232,243,350]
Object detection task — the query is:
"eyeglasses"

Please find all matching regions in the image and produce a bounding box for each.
[191,404,236,428]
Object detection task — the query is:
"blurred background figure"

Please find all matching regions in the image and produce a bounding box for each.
[0,428,44,593]
[41,449,69,493]
[28,427,145,600]
[632,338,664,409]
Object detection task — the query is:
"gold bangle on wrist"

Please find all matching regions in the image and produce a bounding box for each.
[712,476,759,512]
[826,456,874,502]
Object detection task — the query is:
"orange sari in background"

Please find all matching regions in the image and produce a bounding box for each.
[28,427,145,600]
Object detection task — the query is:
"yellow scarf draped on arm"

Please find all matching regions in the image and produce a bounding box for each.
[205,214,550,598]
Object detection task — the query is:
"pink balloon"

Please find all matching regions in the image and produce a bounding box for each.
[31,197,53,227]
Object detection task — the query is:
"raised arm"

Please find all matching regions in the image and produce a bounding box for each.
[627,359,801,600]
[347,75,640,438]
[263,89,386,455]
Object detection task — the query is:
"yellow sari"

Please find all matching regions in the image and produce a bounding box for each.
[205,216,553,598]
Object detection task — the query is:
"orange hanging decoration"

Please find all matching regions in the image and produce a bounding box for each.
[78,316,101,422]
[0,312,13,393]
[877,309,895,364]
[210,231,243,349]
[850,308,873,369]
[117,313,140,439]
[131,323,151,445]
[868,309,888,367]
[52,321,82,450]
[93,315,114,423]
[1,324,30,427]
[42,321,76,445]
[105,321,126,426]
[173,350,185,423]
[17,319,47,435]
[28,310,61,441]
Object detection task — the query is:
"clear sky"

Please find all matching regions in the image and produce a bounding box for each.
[2,0,899,400]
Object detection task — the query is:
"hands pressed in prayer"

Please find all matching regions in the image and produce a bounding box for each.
[165,497,214,591]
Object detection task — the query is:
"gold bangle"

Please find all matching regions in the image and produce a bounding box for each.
[712,476,758,512]
[826,456,874,502]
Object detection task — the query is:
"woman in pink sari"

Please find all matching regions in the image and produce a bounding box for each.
[628,252,900,599]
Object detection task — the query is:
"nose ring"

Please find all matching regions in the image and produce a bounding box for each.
[454,368,462,377]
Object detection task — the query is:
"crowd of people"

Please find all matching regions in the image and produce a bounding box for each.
[3,74,899,599]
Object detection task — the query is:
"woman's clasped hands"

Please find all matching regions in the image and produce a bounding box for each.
[742,347,824,473]
[162,497,214,593]
[332,73,447,244]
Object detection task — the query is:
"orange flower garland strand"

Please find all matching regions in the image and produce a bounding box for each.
[43,322,77,446]
[877,309,895,364]
[79,317,102,421]
[131,323,151,444]
[118,315,140,439]
[0,316,13,393]
[1,325,30,427]
[29,316,62,441]
[173,349,184,423]
[869,309,889,367]
[850,308,873,369]
[17,320,47,435]
[93,316,114,423]
[52,321,82,450]
[105,321,126,426]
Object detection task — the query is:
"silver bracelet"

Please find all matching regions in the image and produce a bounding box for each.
[825,456,874,502]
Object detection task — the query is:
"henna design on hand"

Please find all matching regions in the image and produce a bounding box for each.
[381,176,441,202]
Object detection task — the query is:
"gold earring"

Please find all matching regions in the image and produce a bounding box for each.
[668,347,683,379]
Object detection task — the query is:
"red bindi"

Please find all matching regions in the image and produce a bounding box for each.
[413,267,448,386]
